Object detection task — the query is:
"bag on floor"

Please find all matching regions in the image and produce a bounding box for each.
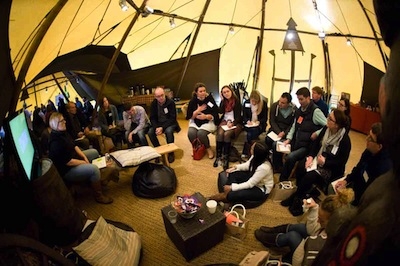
[269,181,297,202]
[239,250,270,266]
[192,138,206,160]
[224,204,249,240]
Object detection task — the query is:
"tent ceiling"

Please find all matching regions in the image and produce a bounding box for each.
[7,0,390,110]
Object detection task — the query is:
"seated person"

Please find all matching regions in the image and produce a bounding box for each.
[275,87,326,182]
[255,188,354,265]
[242,90,268,157]
[214,85,243,170]
[122,103,150,148]
[267,92,297,170]
[65,101,101,153]
[337,97,352,133]
[281,109,351,216]
[209,141,273,204]
[186,82,219,159]
[48,112,113,204]
[98,96,124,150]
[332,122,392,205]
[148,86,181,163]
[312,86,329,117]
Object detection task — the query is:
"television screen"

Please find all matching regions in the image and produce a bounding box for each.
[7,112,36,180]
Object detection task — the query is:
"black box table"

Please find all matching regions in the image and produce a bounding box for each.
[161,192,225,261]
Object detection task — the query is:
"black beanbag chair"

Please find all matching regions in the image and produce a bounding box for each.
[132,162,177,198]
[218,171,267,209]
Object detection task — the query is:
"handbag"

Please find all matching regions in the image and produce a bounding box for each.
[224,204,249,240]
[192,138,206,160]
[239,250,269,266]
[269,181,297,202]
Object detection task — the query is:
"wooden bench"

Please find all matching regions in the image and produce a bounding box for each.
[154,143,180,167]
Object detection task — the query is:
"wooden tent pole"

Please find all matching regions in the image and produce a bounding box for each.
[10,0,68,113]
[253,0,267,91]
[95,0,147,112]
[357,0,388,70]
[175,0,211,96]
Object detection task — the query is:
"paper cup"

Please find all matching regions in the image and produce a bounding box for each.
[168,210,178,224]
[206,200,218,214]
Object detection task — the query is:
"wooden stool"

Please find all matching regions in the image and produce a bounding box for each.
[154,143,180,167]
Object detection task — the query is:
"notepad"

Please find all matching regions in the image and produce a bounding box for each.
[92,156,107,169]
[276,141,291,154]
[221,125,237,131]
[306,157,318,172]
[267,131,281,141]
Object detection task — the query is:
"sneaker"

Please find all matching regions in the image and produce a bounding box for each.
[168,153,175,163]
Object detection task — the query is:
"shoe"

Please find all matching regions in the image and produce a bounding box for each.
[207,148,214,159]
[259,224,288,234]
[280,193,296,207]
[289,197,304,217]
[168,153,175,163]
[213,157,220,167]
[254,230,278,247]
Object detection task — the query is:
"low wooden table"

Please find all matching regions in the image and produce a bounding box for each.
[154,143,180,167]
[161,192,225,261]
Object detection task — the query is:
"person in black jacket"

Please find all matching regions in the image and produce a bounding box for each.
[148,86,181,163]
[332,122,392,205]
[281,109,351,216]
[213,85,243,170]
[242,90,268,157]
[186,82,219,159]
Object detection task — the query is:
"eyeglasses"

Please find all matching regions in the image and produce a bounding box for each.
[366,134,378,144]
[328,116,336,123]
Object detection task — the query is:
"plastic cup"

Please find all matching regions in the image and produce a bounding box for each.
[206,200,218,214]
[168,210,178,224]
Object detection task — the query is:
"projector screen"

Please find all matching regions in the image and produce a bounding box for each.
[8,112,35,180]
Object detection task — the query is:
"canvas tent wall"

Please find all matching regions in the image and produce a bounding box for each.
[1,0,390,123]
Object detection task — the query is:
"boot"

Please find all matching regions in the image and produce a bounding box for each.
[100,167,120,186]
[91,181,113,204]
[223,142,231,170]
[289,197,304,217]
[280,192,297,207]
[213,141,223,167]
[259,224,289,234]
[242,142,250,157]
[209,192,227,203]
[254,229,279,247]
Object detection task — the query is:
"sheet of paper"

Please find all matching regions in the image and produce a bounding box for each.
[92,156,107,169]
[276,141,291,154]
[267,131,281,141]
[244,122,259,128]
[221,125,237,131]
[306,157,318,172]
[75,136,86,141]
[331,176,347,193]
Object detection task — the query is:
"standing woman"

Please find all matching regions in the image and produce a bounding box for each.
[214,85,243,169]
[242,90,267,157]
[98,96,124,150]
[48,112,113,204]
[186,82,220,159]
[337,97,351,133]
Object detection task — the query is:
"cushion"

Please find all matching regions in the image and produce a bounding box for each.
[110,146,160,167]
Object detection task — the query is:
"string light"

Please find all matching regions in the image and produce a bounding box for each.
[169,17,176,28]
[229,26,235,35]
[318,31,325,40]
[119,0,128,12]
[346,38,352,46]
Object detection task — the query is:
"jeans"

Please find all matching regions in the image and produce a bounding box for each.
[126,124,150,147]
[246,127,262,142]
[83,148,99,162]
[148,124,177,147]
[276,223,308,252]
[279,147,308,181]
[63,149,101,184]
[188,128,211,148]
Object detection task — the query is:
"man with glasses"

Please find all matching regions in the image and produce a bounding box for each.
[333,122,392,205]
[122,103,150,148]
[148,86,181,163]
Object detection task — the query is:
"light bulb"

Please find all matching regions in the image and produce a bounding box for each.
[229,26,235,35]
[169,17,176,28]
[119,0,128,11]
[346,38,352,46]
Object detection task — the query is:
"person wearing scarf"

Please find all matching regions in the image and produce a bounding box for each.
[281,109,351,216]
[214,85,243,170]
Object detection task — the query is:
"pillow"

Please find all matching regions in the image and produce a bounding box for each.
[110,146,160,167]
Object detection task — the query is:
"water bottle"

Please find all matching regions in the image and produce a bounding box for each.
[302,198,312,213]
[105,153,111,162]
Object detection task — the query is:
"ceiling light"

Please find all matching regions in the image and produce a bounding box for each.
[346,38,352,46]
[169,17,176,28]
[318,31,325,40]
[229,26,235,35]
[119,0,128,12]
[141,6,154,17]
[286,32,294,40]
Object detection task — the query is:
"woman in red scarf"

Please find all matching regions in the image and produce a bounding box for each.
[214,85,243,170]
